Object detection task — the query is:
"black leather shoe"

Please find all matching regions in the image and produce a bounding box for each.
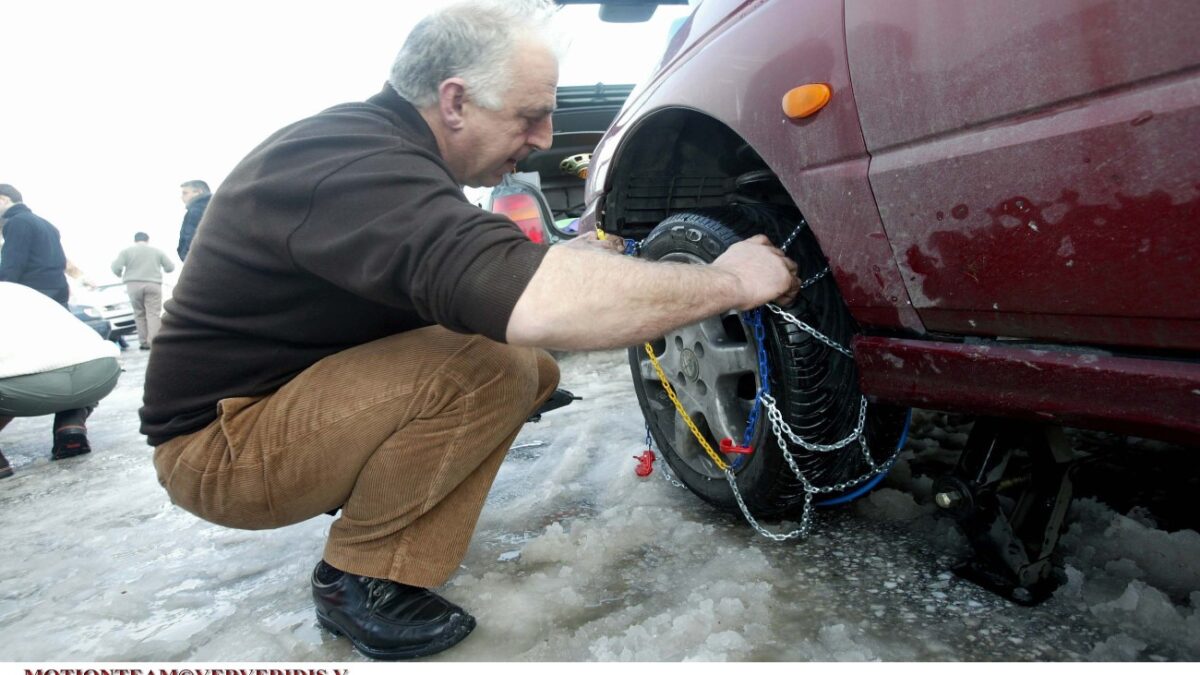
[51,426,91,460]
[311,561,475,660]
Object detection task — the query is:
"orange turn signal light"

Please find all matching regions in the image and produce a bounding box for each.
[782,84,831,119]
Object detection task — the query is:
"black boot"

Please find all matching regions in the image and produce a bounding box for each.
[0,449,12,479]
[311,561,475,660]
[51,408,92,460]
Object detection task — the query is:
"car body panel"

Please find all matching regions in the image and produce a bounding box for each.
[72,282,136,338]
[581,0,1199,440]
[855,335,1200,444]
[846,0,1200,350]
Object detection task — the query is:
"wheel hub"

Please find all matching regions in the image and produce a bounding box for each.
[681,348,700,381]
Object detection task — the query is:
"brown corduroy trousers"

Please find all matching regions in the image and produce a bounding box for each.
[153,326,559,587]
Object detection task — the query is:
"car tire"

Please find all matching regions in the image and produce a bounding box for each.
[628,205,907,517]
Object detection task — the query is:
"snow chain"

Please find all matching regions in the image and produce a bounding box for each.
[622,222,904,542]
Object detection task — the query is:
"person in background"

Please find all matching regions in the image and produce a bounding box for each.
[176,180,211,262]
[141,0,797,661]
[111,232,176,350]
[0,184,69,306]
[0,282,121,476]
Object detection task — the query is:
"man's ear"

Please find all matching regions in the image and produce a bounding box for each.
[437,78,468,131]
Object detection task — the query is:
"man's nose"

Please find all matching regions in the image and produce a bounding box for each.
[528,114,553,151]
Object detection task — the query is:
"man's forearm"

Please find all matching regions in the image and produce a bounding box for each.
[506,246,742,350]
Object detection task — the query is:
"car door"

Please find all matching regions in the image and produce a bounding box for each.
[845,0,1200,351]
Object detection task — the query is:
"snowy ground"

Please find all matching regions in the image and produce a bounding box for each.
[1,347,1197,662]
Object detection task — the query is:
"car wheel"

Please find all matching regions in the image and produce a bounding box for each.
[628,205,908,517]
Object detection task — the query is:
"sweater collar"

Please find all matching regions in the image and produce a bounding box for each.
[366,84,441,157]
[2,203,31,220]
[188,193,211,211]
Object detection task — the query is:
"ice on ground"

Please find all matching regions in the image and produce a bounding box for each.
[854,487,934,521]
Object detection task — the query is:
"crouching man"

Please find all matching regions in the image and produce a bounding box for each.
[140,0,798,661]
[0,282,121,477]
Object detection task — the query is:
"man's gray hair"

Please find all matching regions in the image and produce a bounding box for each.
[180,179,210,194]
[389,0,562,111]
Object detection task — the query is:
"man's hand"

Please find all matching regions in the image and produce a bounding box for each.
[563,230,625,254]
[711,234,800,310]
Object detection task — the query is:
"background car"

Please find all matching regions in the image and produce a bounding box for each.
[71,282,136,340]
[68,302,112,340]
[576,0,1200,601]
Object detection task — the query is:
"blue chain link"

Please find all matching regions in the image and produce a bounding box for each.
[729,308,771,470]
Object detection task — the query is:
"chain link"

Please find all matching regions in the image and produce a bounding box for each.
[726,468,812,541]
[801,266,830,289]
[643,343,730,471]
[739,309,770,449]
[780,220,806,253]
[764,303,855,358]
[762,394,867,453]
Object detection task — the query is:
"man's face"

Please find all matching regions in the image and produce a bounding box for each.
[0,195,12,217]
[455,42,558,187]
[180,187,204,205]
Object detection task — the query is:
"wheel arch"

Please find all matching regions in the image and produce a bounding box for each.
[599,104,924,333]
[603,106,816,237]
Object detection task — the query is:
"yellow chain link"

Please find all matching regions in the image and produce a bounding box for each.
[643,342,729,472]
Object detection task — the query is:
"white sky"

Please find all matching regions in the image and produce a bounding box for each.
[0,1,688,282]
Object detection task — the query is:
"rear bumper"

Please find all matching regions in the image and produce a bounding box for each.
[855,336,1200,444]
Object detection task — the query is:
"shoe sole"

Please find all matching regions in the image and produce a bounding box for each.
[315,611,475,660]
[52,431,91,460]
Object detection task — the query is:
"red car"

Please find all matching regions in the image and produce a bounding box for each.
[576,0,1200,601]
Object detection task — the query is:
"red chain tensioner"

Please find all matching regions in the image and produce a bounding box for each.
[634,450,656,477]
[719,438,754,455]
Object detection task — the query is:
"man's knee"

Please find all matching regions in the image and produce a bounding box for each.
[459,339,554,408]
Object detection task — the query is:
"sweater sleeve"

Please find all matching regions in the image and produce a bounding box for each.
[0,221,33,282]
[285,148,548,341]
[160,249,176,273]
[111,250,126,278]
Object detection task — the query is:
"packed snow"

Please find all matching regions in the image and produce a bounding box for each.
[1,348,1197,661]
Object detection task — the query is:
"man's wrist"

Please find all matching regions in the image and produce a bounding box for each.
[705,265,745,313]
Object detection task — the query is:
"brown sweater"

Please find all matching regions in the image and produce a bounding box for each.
[139,85,548,445]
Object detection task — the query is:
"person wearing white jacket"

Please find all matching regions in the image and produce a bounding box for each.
[0,282,121,478]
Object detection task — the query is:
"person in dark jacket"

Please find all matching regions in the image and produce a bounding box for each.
[176,179,210,261]
[0,184,69,306]
[142,0,798,661]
